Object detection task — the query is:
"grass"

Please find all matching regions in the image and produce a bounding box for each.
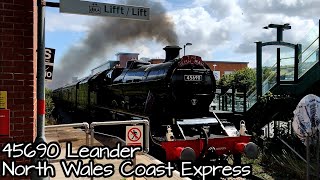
[237,147,317,180]
[242,156,273,179]
[227,153,274,180]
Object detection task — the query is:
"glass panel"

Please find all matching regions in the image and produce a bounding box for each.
[298,43,319,78]
[247,89,257,110]
[280,56,294,81]
[298,21,319,78]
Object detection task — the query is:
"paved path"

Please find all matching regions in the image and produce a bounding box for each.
[45,126,189,180]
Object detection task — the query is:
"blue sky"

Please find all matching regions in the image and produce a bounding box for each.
[45,0,319,88]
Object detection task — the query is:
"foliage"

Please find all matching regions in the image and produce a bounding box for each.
[218,67,256,91]
[233,67,256,89]
[45,88,56,125]
[217,73,234,87]
[262,67,276,81]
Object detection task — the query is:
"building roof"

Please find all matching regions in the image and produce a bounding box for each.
[116,52,139,56]
[204,61,249,64]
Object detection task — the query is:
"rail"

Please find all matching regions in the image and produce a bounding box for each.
[45,122,90,145]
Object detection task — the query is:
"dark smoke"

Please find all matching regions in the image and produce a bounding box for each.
[48,0,178,89]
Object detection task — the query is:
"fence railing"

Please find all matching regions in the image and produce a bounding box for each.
[45,120,150,153]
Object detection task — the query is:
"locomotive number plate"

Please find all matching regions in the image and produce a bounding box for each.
[184,75,202,81]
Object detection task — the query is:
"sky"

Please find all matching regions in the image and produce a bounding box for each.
[45,0,319,88]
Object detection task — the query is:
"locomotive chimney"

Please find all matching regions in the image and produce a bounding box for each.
[163,46,182,62]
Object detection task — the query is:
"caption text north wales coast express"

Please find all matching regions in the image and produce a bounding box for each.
[0,142,252,179]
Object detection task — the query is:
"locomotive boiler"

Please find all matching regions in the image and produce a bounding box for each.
[103,46,216,120]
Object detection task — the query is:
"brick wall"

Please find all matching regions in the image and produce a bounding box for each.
[149,59,163,64]
[117,53,139,68]
[0,0,37,166]
[205,61,248,76]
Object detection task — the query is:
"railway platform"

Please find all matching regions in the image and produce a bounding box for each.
[45,126,190,180]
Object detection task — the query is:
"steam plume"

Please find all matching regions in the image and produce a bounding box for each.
[49,0,178,89]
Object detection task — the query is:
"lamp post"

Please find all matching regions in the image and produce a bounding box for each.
[213,64,218,80]
[213,64,217,71]
[263,23,291,42]
[183,43,192,56]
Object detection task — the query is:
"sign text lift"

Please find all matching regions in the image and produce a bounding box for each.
[60,0,150,21]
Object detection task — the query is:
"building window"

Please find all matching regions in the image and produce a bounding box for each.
[224,71,234,75]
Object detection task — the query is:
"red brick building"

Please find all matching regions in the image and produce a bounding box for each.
[205,61,249,80]
[117,52,139,68]
[0,0,37,167]
[149,58,249,80]
[149,58,163,64]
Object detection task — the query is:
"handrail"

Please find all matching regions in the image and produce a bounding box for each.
[301,44,318,64]
[301,36,319,54]
[301,46,319,65]
[298,48,319,78]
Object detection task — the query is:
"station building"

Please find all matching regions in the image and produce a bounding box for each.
[0,0,37,167]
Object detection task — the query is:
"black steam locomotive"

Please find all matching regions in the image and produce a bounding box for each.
[53,46,216,120]
[53,46,258,166]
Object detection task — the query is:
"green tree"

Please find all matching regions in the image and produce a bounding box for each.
[233,67,255,90]
[218,67,256,92]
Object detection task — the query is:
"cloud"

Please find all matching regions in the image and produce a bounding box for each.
[47,0,320,78]
[234,14,315,54]
[46,11,93,32]
[241,0,320,19]
[169,6,232,60]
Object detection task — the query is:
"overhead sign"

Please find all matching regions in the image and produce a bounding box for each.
[45,48,56,81]
[126,125,143,148]
[0,91,7,109]
[60,0,150,21]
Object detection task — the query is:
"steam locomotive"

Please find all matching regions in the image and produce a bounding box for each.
[53,46,258,169]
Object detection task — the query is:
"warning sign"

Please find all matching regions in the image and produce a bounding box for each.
[126,125,143,148]
[0,91,7,109]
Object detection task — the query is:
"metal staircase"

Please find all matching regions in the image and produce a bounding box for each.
[246,22,320,111]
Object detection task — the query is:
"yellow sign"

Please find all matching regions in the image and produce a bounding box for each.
[0,91,7,109]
